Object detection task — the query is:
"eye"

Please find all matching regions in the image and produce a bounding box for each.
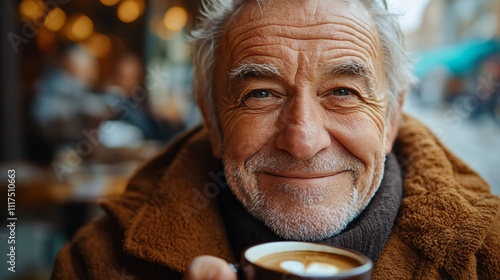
[242,89,283,109]
[321,86,361,108]
[248,90,272,99]
[331,88,352,96]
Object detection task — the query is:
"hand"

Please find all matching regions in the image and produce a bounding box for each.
[184,255,237,280]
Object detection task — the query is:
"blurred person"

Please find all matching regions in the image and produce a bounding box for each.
[471,54,500,120]
[104,52,185,141]
[51,0,500,279]
[487,55,500,124]
[32,44,111,147]
[443,76,466,104]
[107,53,144,97]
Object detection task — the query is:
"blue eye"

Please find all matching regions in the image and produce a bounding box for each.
[249,90,272,98]
[242,89,283,109]
[332,88,351,96]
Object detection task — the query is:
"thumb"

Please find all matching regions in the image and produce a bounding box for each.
[184,255,237,280]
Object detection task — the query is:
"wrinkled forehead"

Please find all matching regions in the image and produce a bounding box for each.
[223,0,378,41]
[218,0,382,67]
[217,0,384,84]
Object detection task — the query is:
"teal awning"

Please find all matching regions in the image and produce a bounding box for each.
[414,40,500,77]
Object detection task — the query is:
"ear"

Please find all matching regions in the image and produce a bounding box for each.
[207,122,222,159]
[198,99,222,159]
[385,91,406,154]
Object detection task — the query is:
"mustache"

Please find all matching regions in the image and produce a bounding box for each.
[244,146,364,175]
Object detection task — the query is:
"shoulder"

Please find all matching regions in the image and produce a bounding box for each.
[392,113,500,278]
[51,216,126,279]
[51,127,208,280]
[101,126,206,229]
[51,216,183,280]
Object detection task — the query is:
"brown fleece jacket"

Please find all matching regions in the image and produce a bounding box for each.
[51,115,500,280]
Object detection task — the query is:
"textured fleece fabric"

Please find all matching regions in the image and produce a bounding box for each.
[51,114,500,280]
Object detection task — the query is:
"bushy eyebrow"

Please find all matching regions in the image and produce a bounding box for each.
[325,61,376,91]
[227,61,376,94]
[229,62,283,82]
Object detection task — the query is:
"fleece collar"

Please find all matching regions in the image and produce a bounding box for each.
[107,127,235,272]
[102,114,500,275]
[393,115,500,277]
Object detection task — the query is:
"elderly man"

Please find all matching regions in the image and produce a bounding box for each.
[52,0,500,279]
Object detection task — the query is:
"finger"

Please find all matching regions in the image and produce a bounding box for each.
[184,255,237,280]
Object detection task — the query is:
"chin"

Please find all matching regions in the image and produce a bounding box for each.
[225,164,363,240]
[250,188,361,241]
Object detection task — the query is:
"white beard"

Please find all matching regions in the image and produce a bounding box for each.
[223,145,386,241]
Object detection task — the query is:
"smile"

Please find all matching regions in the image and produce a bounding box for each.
[258,170,348,184]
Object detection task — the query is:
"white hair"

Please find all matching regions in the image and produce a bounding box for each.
[191,0,415,140]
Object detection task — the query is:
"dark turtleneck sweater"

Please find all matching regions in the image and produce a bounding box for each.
[217,153,403,261]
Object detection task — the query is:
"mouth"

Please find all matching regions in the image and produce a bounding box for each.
[258,170,348,184]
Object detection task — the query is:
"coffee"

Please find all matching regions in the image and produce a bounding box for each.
[254,250,360,277]
[242,241,372,280]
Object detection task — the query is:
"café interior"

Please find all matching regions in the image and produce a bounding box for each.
[1,0,202,278]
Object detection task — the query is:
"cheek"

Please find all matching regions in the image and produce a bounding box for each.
[327,110,386,165]
[221,112,278,163]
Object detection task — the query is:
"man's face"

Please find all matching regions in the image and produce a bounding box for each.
[211,0,396,241]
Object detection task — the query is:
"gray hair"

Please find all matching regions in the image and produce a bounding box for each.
[191,0,414,140]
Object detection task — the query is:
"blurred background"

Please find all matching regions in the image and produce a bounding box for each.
[0,0,499,279]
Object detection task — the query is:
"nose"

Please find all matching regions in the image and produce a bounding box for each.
[275,96,331,160]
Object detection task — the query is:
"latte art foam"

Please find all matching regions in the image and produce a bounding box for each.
[254,250,360,276]
[280,260,339,276]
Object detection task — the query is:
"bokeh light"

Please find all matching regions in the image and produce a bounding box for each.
[44,8,66,32]
[66,14,94,42]
[19,0,43,18]
[117,0,142,23]
[100,0,120,6]
[156,22,178,40]
[137,0,146,14]
[84,33,113,59]
[163,6,188,32]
